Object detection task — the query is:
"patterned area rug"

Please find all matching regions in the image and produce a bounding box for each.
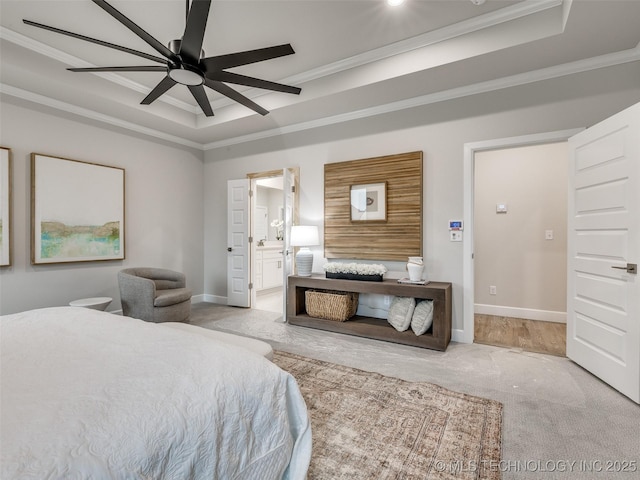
[274,351,503,480]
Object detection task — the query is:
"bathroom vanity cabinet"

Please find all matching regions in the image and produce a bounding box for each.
[256,245,283,291]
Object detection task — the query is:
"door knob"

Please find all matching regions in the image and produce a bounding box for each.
[227,247,232,252]
[611,263,637,274]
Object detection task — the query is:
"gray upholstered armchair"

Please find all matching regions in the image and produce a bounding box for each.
[118,268,192,323]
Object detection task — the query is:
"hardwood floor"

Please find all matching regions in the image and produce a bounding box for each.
[474,314,566,357]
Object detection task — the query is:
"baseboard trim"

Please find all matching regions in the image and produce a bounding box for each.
[191,294,207,304]
[474,304,566,323]
[200,294,227,304]
[451,328,467,344]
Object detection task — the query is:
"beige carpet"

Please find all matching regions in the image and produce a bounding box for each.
[274,351,503,480]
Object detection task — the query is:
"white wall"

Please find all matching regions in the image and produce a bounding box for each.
[0,101,205,315]
[2,61,637,329]
[203,63,640,334]
[474,143,568,319]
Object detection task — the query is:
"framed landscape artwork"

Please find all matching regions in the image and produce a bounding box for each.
[31,153,125,264]
[0,147,11,267]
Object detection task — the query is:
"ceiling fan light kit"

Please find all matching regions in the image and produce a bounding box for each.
[23,0,301,117]
[168,66,204,86]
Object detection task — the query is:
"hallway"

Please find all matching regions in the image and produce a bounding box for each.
[474,314,566,357]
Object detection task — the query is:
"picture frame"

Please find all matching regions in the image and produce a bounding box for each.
[31,153,125,264]
[350,182,387,222]
[0,147,12,267]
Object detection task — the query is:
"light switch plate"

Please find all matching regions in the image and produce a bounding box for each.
[450,231,462,242]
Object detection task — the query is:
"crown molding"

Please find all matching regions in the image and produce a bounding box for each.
[203,46,640,150]
[283,0,564,87]
[207,0,565,110]
[1,1,566,116]
[0,83,203,150]
[0,26,197,114]
[1,0,636,153]
[3,44,636,152]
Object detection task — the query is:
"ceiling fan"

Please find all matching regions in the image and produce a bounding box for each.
[23,0,301,117]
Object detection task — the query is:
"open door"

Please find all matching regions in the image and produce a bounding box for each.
[281,168,296,322]
[567,102,639,403]
[227,179,250,307]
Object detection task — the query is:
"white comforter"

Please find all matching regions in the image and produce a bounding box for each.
[0,307,311,479]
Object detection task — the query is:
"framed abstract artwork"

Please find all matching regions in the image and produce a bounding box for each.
[31,153,125,264]
[0,147,11,267]
[350,182,387,222]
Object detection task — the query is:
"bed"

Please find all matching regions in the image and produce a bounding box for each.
[0,307,311,479]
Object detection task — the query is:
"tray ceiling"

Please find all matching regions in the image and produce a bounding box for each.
[1,0,639,149]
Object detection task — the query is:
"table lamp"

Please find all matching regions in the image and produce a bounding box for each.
[290,226,319,276]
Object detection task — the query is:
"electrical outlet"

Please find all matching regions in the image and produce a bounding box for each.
[489,285,497,295]
[545,230,554,240]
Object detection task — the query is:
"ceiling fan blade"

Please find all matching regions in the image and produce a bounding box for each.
[204,79,269,116]
[180,0,212,64]
[188,84,214,117]
[141,76,177,105]
[91,0,176,61]
[202,44,295,71]
[23,20,167,64]
[207,71,301,95]
[68,66,167,73]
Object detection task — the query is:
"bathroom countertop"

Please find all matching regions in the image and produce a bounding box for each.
[256,242,283,250]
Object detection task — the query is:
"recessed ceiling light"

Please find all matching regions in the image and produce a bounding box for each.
[387,0,405,6]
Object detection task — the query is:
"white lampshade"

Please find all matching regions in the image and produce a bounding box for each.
[290,226,319,276]
[290,226,319,247]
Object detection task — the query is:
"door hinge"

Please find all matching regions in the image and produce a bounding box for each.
[249,236,253,243]
[291,185,296,193]
[249,282,253,290]
[249,189,253,197]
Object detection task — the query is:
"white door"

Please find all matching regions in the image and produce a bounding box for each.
[281,168,295,322]
[227,179,250,307]
[254,205,268,242]
[567,102,640,403]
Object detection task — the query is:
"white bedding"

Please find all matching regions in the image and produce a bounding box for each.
[0,307,311,479]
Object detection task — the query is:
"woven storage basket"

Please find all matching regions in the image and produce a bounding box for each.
[305,289,359,322]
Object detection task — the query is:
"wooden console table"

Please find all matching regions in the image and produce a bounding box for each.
[287,275,452,351]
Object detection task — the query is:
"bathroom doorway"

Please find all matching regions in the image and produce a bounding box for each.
[248,168,299,315]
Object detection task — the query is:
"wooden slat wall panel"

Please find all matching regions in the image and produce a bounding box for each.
[324,151,422,261]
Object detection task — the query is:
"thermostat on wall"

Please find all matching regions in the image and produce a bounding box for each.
[449,220,463,231]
